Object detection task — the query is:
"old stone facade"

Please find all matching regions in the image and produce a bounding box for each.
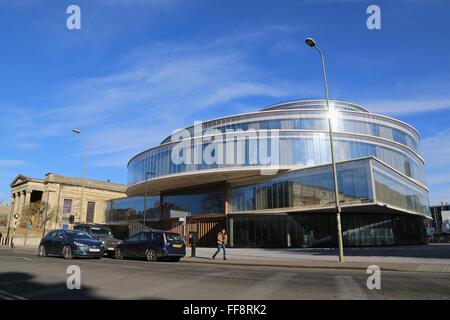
[8,173,127,230]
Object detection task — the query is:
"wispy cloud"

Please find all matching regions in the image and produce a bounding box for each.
[0,160,26,168]
[363,98,450,116]
[5,26,307,168]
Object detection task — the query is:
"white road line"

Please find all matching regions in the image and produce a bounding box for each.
[0,290,27,300]
[22,257,32,261]
[334,275,368,300]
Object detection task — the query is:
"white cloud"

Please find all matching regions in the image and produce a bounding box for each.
[0,160,26,168]
[363,98,450,116]
[6,28,306,169]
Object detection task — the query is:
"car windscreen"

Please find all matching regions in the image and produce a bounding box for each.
[165,233,183,242]
[65,231,93,240]
[90,227,111,236]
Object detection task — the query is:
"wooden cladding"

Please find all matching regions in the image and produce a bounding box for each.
[147,214,226,247]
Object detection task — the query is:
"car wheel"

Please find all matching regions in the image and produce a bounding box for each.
[145,249,157,262]
[38,244,47,257]
[63,246,73,259]
[115,248,124,260]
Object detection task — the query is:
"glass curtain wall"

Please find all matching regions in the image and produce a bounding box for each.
[230,159,374,213]
[229,213,427,248]
[160,109,420,152]
[229,157,429,216]
[162,185,225,217]
[373,161,430,216]
[128,132,424,185]
[106,196,160,223]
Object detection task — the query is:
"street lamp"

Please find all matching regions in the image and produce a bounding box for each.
[72,129,87,224]
[143,171,155,231]
[305,37,345,262]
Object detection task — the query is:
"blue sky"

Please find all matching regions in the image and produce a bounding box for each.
[0,0,449,205]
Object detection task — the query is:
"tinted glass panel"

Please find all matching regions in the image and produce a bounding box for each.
[163,185,224,216]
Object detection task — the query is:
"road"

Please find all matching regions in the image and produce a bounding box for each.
[0,250,449,300]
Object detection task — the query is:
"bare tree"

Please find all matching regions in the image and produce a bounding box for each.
[0,198,8,227]
[20,202,56,228]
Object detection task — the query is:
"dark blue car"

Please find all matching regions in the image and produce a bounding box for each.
[115,230,186,262]
[38,229,104,259]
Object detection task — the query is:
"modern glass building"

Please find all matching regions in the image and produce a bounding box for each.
[106,100,430,247]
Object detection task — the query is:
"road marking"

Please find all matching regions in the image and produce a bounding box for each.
[22,257,32,261]
[0,290,27,300]
[334,275,368,300]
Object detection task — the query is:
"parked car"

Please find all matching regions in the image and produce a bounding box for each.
[115,230,186,262]
[74,224,121,258]
[38,229,104,259]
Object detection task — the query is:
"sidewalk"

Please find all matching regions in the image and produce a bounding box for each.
[3,244,450,273]
[182,245,450,273]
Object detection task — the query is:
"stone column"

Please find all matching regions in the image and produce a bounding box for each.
[24,190,32,208]
[46,189,57,229]
[13,193,19,215]
[17,191,23,216]
[20,191,26,215]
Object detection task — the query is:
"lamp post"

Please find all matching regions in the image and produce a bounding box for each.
[305,37,344,262]
[143,171,155,231]
[72,129,87,224]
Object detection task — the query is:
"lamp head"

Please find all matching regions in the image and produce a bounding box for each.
[305,37,316,47]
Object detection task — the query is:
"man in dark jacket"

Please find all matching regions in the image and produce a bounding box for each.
[212,229,227,260]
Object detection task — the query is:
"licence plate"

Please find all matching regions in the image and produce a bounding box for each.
[108,247,114,251]
[89,248,101,252]
[172,244,182,248]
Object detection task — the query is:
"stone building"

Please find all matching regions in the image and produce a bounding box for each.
[8,173,127,231]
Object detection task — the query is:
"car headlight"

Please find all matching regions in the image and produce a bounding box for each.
[74,241,88,247]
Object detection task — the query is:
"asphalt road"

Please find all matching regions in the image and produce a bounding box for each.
[0,250,449,300]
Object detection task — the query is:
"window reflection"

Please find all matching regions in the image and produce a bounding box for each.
[230,213,427,247]
[163,185,224,217]
[373,161,429,216]
[106,196,160,223]
[128,131,425,185]
[230,159,373,212]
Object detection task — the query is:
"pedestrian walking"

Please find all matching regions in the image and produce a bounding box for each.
[212,229,227,260]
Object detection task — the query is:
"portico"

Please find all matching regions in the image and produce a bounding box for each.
[7,173,127,236]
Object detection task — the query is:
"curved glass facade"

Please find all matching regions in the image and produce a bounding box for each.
[229,158,429,216]
[159,108,420,151]
[128,131,425,186]
[106,195,160,223]
[113,100,430,247]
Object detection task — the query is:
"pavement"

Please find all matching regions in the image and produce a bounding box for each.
[0,249,450,299]
[3,243,450,273]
